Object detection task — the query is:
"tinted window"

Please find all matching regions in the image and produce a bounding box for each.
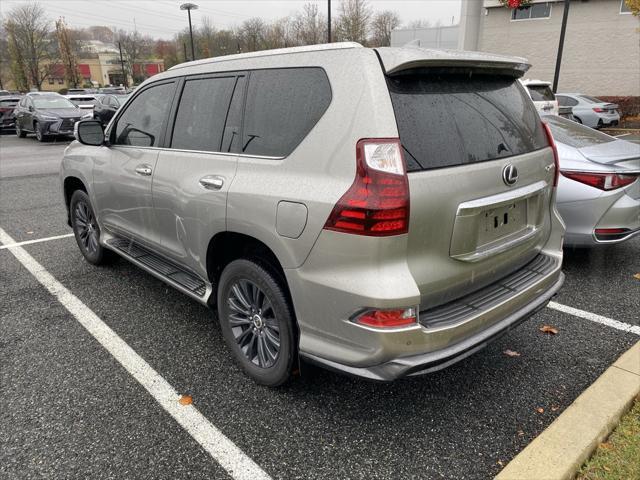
[114,82,175,147]
[242,68,331,157]
[221,76,246,153]
[545,116,615,148]
[527,85,555,101]
[557,95,578,107]
[387,69,547,171]
[172,76,236,152]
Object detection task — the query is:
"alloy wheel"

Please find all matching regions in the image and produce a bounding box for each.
[74,200,99,255]
[227,279,280,368]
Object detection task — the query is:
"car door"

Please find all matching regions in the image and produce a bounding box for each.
[152,74,245,277]
[92,80,177,247]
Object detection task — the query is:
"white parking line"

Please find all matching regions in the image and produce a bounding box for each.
[548,301,640,336]
[0,233,74,250]
[0,227,271,480]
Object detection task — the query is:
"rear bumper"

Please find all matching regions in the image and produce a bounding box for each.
[303,273,564,381]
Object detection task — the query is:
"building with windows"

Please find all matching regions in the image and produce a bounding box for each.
[392,0,639,96]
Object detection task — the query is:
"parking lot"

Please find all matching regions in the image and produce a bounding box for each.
[1,132,639,479]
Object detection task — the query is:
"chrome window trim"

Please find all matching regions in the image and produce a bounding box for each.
[110,144,285,160]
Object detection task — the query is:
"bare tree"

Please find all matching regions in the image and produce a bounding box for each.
[116,29,153,83]
[239,18,267,52]
[335,0,372,45]
[291,3,326,46]
[56,18,80,88]
[198,16,216,58]
[370,10,400,47]
[3,3,56,90]
[264,18,293,49]
[406,19,432,29]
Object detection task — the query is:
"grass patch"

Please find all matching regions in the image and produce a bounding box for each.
[577,398,640,480]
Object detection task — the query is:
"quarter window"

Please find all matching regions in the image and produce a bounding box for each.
[620,0,632,14]
[171,76,236,152]
[241,68,332,157]
[512,2,551,20]
[113,82,175,147]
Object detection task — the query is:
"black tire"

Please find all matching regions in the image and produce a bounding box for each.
[217,259,296,387]
[574,117,582,124]
[596,119,604,129]
[34,121,48,142]
[70,190,115,265]
[16,122,26,138]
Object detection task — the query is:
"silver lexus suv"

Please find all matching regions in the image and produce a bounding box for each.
[61,43,565,386]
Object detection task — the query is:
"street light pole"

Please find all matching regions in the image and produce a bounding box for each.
[328,0,332,43]
[552,0,570,93]
[180,3,199,61]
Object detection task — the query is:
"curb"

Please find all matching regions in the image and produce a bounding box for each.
[495,341,640,480]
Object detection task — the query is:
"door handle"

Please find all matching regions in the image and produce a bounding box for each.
[135,164,153,176]
[199,175,224,190]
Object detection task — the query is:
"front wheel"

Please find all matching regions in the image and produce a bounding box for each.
[34,122,48,142]
[16,122,26,138]
[70,190,115,265]
[217,259,296,387]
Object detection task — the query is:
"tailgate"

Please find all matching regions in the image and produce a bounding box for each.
[384,62,555,309]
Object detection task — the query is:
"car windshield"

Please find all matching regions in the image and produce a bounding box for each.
[113,94,130,106]
[527,85,555,101]
[579,95,604,104]
[545,115,615,148]
[32,96,76,109]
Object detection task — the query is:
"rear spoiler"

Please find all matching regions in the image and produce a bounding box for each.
[375,46,531,78]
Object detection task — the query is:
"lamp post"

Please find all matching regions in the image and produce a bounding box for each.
[180,3,199,61]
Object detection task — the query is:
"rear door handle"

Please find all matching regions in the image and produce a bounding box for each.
[199,175,224,190]
[135,164,153,176]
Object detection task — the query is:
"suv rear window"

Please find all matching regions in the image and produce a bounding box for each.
[527,85,555,101]
[241,68,331,157]
[387,69,547,171]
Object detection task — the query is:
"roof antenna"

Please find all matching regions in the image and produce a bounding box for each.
[404,39,421,48]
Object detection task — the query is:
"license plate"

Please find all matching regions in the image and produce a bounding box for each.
[478,200,527,245]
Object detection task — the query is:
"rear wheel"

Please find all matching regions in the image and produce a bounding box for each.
[70,190,115,265]
[574,116,582,124]
[217,259,296,387]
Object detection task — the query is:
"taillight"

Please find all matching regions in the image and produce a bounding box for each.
[542,122,559,187]
[354,307,417,328]
[592,107,604,113]
[324,138,409,236]
[560,171,638,191]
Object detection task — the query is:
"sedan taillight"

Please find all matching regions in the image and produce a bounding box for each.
[561,171,638,191]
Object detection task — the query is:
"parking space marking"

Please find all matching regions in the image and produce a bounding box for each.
[0,233,74,250]
[0,227,271,480]
[548,301,640,335]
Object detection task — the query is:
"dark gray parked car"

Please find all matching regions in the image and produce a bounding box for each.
[15,92,92,141]
[61,43,565,386]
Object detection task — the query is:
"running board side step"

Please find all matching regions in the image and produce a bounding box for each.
[106,237,212,305]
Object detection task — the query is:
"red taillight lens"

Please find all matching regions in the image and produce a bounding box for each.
[355,308,417,328]
[560,171,638,191]
[592,107,605,113]
[542,122,559,187]
[324,138,409,236]
[595,228,628,235]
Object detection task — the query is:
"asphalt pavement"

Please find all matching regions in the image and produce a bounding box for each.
[1,132,639,479]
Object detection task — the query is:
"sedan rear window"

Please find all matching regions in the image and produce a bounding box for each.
[544,115,614,148]
[387,69,547,171]
[579,95,604,104]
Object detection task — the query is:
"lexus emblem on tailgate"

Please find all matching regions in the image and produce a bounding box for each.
[502,164,518,186]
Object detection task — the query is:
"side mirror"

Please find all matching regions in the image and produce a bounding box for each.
[75,120,104,146]
[28,105,34,112]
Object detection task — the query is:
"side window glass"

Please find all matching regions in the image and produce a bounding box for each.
[113,82,175,147]
[221,76,246,153]
[242,68,332,157]
[568,97,578,107]
[171,76,236,152]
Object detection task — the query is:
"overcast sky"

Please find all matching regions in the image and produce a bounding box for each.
[1,0,462,39]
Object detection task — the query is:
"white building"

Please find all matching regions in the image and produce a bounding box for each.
[391,0,639,96]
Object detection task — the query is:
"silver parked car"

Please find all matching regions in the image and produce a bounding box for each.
[556,93,621,129]
[544,116,639,246]
[61,43,565,386]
